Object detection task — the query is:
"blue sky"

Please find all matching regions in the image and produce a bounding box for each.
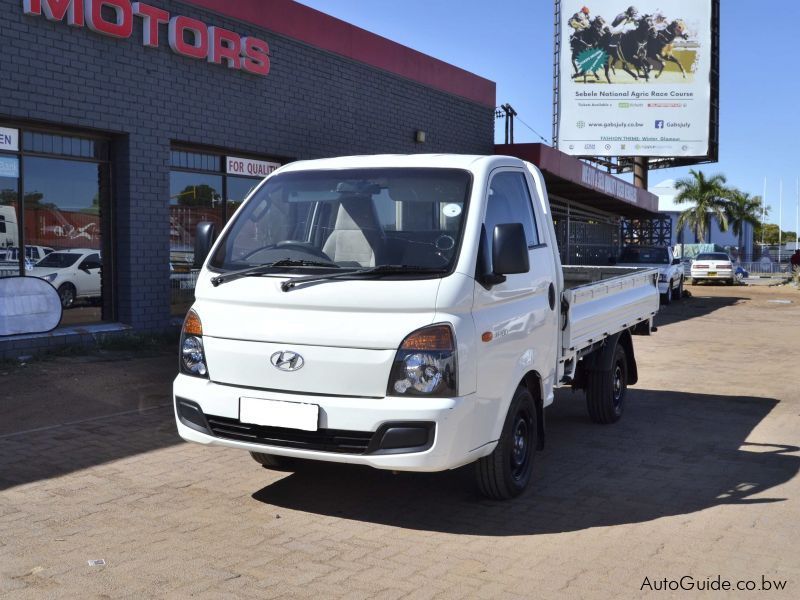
[297,0,800,233]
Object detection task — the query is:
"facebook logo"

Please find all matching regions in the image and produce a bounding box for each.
[655,120,665,129]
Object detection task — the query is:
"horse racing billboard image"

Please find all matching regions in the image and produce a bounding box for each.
[556,0,715,159]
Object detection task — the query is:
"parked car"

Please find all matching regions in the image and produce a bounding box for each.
[735,265,749,282]
[617,245,684,304]
[29,248,102,308]
[690,252,735,285]
[0,245,55,272]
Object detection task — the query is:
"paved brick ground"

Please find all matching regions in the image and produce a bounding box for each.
[1,285,798,598]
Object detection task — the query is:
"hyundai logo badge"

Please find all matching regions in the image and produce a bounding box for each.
[270,351,305,372]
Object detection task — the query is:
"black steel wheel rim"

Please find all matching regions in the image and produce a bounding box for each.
[613,363,624,409]
[510,410,532,481]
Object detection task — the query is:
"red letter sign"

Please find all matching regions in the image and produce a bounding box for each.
[23,0,84,26]
[241,37,270,76]
[132,2,169,48]
[168,16,209,59]
[207,26,241,69]
[85,0,133,39]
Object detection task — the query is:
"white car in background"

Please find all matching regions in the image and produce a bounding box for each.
[690,252,735,285]
[29,249,102,308]
[617,245,684,304]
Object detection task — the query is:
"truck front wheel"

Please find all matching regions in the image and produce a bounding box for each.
[475,386,537,500]
[586,343,627,424]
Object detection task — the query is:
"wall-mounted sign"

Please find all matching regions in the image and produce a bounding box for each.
[0,127,19,152]
[22,1,270,76]
[226,157,280,178]
[0,156,20,179]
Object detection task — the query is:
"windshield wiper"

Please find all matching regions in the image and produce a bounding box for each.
[280,264,448,292]
[211,258,338,287]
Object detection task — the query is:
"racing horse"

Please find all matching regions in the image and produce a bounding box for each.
[605,16,658,82]
[570,17,611,82]
[647,19,690,79]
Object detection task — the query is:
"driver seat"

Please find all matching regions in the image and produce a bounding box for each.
[322,199,384,267]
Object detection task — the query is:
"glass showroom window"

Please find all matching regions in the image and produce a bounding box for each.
[0,155,20,276]
[170,151,224,316]
[0,130,113,326]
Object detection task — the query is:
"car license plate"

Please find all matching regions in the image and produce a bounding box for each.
[239,397,319,431]
[708,271,717,276]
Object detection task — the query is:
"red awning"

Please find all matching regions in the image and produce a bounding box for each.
[495,144,659,217]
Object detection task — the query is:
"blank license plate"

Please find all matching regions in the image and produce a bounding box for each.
[708,271,717,276]
[239,397,319,431]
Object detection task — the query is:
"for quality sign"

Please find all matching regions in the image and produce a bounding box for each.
[556,0,713,158]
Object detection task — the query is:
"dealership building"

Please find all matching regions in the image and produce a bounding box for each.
[0,0,657,356]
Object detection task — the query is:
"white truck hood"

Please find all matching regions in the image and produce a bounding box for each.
[191,274,443,397]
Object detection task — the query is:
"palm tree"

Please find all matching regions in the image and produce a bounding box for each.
[725,189,763,259]
[674,170,729,243]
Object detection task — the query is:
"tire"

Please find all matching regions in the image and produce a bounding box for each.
[586,343,627,424]
[57,283,76,309]
[249,451,302,471]
[675,277,684,300]
[475,386,537,500]
[662,280,673,305]
[689,278,695,286]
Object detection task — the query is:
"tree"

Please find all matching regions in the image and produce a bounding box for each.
[725,189,763,254]
[173,185,220,207]
[674,170,729,243]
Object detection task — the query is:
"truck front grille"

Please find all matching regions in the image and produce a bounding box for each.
[206,415,374,454]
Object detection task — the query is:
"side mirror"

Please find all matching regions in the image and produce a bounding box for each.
[672,258,681,265]
[492,223,530,276]
[193,222,216,268]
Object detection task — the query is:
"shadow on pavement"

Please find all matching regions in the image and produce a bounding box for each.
[656,292,746,328]
[0,406,180,491]
[252,389,798,536]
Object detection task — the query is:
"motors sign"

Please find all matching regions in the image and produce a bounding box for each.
[556,0,714,158]
[22,0,271,76]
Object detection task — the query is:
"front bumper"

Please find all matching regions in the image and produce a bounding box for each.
[173,374,495,472]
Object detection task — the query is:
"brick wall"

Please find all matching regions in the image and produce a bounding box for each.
[0,0,495,335]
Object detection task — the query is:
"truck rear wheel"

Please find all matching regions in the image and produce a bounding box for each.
[586,343,627,424]
[475,386,537,500]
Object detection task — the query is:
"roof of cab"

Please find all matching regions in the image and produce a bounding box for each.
[276,154,527,173]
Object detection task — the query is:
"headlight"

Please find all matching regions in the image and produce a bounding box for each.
[658,274,667,282]
[388,324,456,397]
[180,309,208,378]
[42,273,58,282]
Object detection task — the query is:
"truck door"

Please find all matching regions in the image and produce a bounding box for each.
[472,169,559,422]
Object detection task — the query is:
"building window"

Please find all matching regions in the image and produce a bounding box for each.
[0,127,111,326]
[169,147,279,316]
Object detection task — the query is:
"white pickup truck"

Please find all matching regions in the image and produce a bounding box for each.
[618,244,685,304]
[174,155,659,499]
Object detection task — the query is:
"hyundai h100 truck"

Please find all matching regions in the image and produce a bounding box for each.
[174,155,659,499]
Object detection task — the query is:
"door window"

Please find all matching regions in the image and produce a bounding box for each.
[486,171,539,246]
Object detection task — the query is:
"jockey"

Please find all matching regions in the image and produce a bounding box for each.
[652,10,669,31]
[611,6,639,30]
[568,6,591,32]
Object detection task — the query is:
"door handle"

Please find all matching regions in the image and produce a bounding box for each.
[548,283,556,310]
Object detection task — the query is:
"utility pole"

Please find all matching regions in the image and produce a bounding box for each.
[501,104,517,144]
[633,157,648,190]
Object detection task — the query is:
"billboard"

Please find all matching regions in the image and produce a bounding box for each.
[556,0,715,159]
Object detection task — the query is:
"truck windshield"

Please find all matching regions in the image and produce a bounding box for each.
[209,168,472,274]
[620,247,669,264]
